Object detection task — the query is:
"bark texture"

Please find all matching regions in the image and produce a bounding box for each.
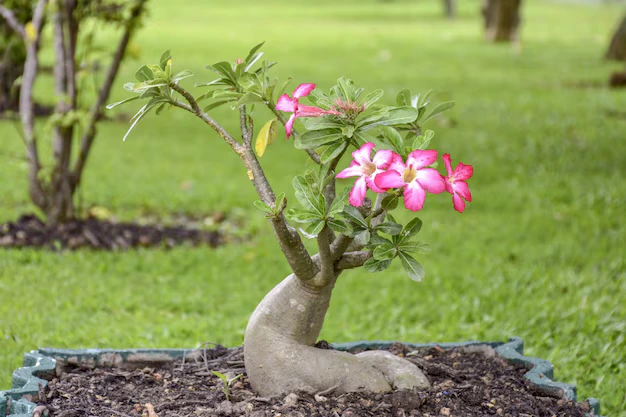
[482,0,522,43]
[244,273,429,397]
[606,14,626,61]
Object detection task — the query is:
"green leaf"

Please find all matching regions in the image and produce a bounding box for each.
[356,229,371,244]
[255,118,279,157]
[396,88,411,106]
[155,103,168,115]
[376,222,402,236]
[237,92,264,107]
[379,126,404,154]
[106,96,139,110]
[319,141,348,164]
[412,130,435,150]
[207,61,237,82]
[195,78,229,88]
[398,241,432,254]
[293,176,325,216]
[357,107,418,131]
[327,218,353,235]
[302,117,344,130]
[400,217,423,242]
[352,129,377,146]
[362,89,383,109]
[238,73,259,90]
[342,205,368,229]
[172,69,194,82]
[305,220,325,237]
[381,194,398,211]
[294,129,344,150]
[329,187,350,216]
[398,252,425,282]
[421,101,455,123]
[211,370,227,381]
[253,200,274,215]
[373,243,397,261]
[159,50,172,70]
[364,257,392,273]
[285,208,321,223]
[135,65,153,82]
[355,108,388,128]
[307,89,333,108]
[203,100,235,112]
[337,77,354,101]
[244,42,265,66]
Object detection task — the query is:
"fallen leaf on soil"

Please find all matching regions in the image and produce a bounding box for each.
[144,403,158,417]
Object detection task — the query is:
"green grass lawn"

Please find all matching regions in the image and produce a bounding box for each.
[1,0,625,414]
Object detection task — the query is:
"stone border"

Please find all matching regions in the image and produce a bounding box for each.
[0,338,602,417]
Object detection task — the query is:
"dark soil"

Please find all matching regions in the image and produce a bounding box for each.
[38,343,593,417]
[0,214,223,250]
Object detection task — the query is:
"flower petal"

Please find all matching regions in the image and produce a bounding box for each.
[295,104,330,117]
[453,181,472,202]
[292,83,316,99]
[452,192,466,213]
[415,168,446,194]
[348,176,368,207]
[352,142,375,166]
[388,153,406,174]
[403,181,426,212]
[453,162,473,181]
[443,176,453,194]
[336,165,364,178]
[407,149,438,169]
[366,175,385,193]
[284,114,296,139]
[372,150,395,169]
[276,94,297,112]
[375,170,405,190]
[442,153,453,177]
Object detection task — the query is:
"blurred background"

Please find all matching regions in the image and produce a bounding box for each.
[1,0,625,415]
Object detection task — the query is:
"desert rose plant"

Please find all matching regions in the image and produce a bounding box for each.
[110,43,473,397]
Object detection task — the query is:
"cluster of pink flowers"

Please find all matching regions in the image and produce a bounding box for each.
[337,142,473,213]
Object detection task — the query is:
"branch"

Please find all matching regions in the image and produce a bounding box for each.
[72,0,149,188]
[335,251,372,270]
[316,225,334,283]
[169,83,242,152]
[330,233,354,261]
[0,5,26,39]
[17,0,48,208]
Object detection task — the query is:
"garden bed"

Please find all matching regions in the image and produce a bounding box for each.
[0,214,224,250]
[0,338,603,417]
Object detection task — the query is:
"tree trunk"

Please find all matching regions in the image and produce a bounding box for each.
[443,0,456,19]
[606,14,626,61]
[244,272,430,397]
[482,0,522,43]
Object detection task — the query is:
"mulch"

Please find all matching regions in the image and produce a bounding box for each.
[0,214,223,250]
[38,343,593,417]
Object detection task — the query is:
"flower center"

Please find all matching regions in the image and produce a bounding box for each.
[403,167,417,183]
[362,161,377,176]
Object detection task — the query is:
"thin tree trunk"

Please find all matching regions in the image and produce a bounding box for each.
[482,0,522,43]
[443,0,456,19]
[606,14,626,61]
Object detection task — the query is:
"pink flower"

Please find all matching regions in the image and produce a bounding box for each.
[374,150,446,212]
[442,153,473,213]
[276,83,336,139]
[336,142,395,207]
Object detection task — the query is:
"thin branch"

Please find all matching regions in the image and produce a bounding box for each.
[0,5,26,39]
[316,224,334,283]
[169,82,242,152]
[239,106,251,144]
[335,251,372,270]
[72,0,149,188]
[18,0,49,209]
[330,233,354,261]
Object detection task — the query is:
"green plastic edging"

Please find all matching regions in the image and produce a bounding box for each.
[0,338,603,417]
